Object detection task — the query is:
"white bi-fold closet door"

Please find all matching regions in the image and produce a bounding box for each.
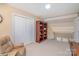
[12,14,35,44]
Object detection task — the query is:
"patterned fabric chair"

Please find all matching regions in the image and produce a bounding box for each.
[0,35,26,56]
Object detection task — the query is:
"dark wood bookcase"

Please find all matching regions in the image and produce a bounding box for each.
[36,21,47,43]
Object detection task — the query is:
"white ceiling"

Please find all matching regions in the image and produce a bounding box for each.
[8,3,79,18]
[7,3,79,33]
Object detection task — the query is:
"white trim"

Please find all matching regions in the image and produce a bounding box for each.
[45,13,78,21]
[12,13,34,19]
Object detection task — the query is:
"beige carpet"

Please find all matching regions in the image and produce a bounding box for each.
[26,39,71,56]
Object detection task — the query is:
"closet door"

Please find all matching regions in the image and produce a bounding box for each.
[25,17,35,44]
[12,15,35,44]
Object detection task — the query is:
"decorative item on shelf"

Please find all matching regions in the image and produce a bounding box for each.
[0,15,3,23]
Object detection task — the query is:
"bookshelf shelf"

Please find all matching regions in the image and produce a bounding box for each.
[36,21,47,43]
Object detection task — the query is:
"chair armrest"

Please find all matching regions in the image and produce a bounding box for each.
[8,50,18,56]
[8,46,26,56]
[74,48,79,56]
[0,53,8,56]
[14,43,24,48]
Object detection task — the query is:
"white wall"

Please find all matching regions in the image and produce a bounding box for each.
[47,24,55,40]
[44,13,77,41]
[74,17,79,42]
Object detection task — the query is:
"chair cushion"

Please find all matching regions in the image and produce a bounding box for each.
[8,46,26,56]
[0,35,26,56]
[0,35,10,45]
[0,35,14,54]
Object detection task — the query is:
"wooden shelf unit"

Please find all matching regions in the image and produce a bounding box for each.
[36,21,47,43]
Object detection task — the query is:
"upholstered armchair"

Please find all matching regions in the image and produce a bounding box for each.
[0,35,26,56]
